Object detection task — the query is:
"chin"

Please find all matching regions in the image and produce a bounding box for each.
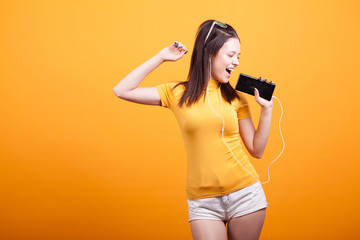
[214,76,229,84]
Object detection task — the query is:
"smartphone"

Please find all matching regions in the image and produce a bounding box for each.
[235,73,276,101]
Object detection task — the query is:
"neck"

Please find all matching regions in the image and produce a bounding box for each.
[207,78,221,92]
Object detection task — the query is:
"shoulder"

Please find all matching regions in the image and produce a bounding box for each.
[233,90,251,118]
[233,90,250,106]
[156,81,184,89]
[156,81,186,94]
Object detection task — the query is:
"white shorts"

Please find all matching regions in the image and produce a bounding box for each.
[187,181,268,223]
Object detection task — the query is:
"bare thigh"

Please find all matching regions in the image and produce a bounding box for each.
[190,219,227,240]
[227,208,266,240]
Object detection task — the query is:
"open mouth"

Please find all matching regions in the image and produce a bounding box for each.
[225,68,233,76]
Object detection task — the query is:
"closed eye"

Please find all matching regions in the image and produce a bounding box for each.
[229,54,240,59]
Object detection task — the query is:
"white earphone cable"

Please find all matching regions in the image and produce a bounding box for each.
[207,62,284,184]
[207,63,259,183]
[260,95,284,184]
[207,85,260,182]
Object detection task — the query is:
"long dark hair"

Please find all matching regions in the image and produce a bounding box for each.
[173,19,241,108]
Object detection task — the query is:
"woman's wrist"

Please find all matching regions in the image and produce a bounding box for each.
[261,105,273,113]
[154,53,165,64]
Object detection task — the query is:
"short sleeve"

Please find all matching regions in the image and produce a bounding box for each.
[236,92,251,119]
[155,82,176,109]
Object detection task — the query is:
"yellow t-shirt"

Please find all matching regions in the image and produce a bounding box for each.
[155,79,260,200]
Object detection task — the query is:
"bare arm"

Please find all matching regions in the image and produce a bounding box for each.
[113,41,188,105]
[112,54,164,105]
[239,86,273,159]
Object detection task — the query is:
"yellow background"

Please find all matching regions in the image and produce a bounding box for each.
[1,0,359,239]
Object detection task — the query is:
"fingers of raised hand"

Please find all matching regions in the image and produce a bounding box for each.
[174,41,188,54]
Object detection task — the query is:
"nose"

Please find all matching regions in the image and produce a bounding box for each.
[233,58,239,67]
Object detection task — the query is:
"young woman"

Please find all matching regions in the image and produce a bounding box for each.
[113,19,273,240]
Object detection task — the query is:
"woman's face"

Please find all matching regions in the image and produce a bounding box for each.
[210,37,240,84]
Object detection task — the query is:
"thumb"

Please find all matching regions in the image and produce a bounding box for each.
[253,88,259,97]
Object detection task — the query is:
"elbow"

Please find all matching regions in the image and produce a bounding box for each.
[113,87,122,98]
[250,151,263,159]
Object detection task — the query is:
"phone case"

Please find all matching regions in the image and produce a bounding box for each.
[235,73,276,101]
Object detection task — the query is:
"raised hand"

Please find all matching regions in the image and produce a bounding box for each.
[157,41,188,62]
